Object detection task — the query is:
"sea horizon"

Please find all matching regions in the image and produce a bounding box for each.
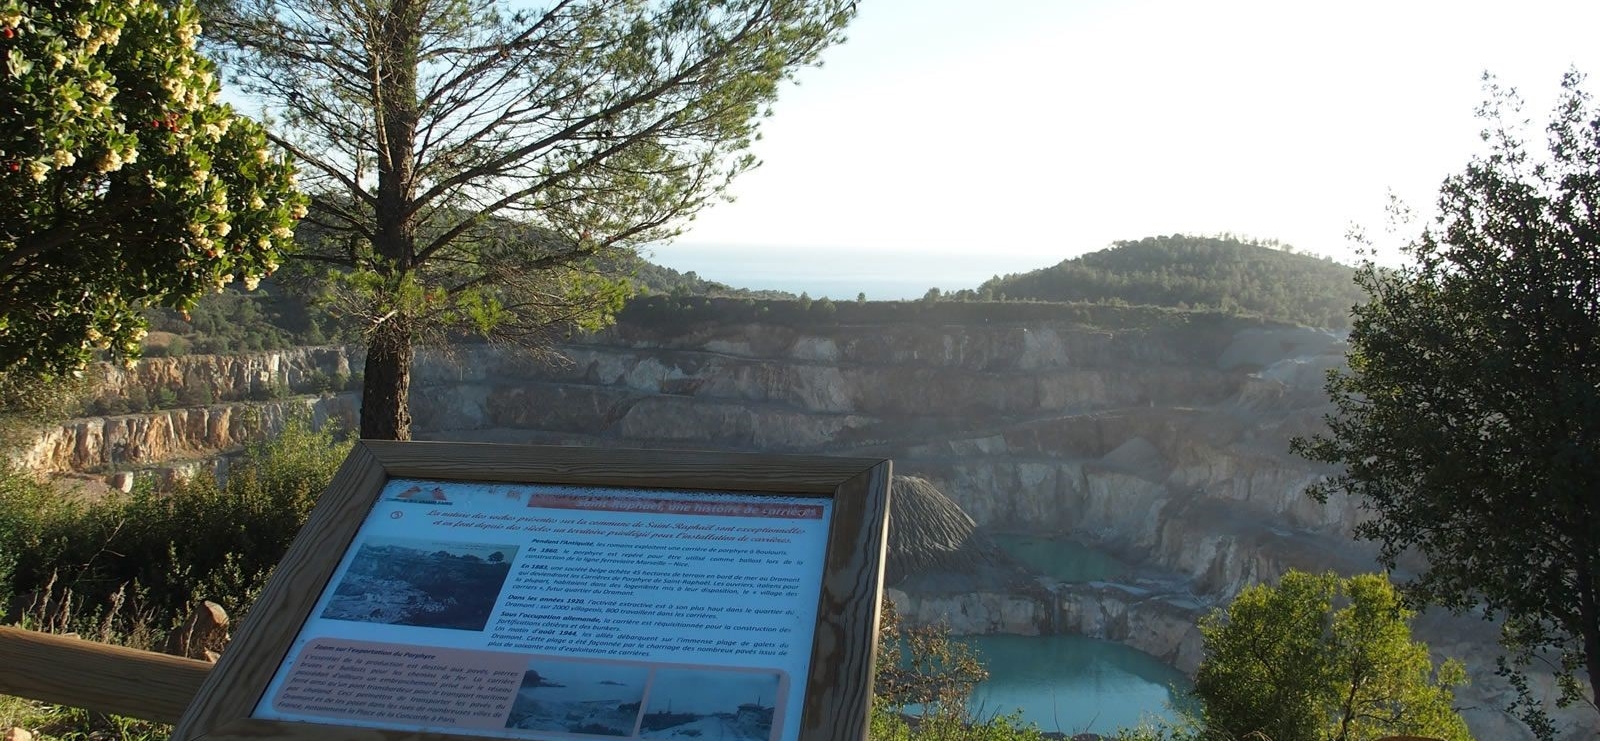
[644,243,1064,301]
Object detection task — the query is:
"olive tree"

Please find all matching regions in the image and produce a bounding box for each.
[203,0,856,439]
[0,0,304,375]
[1293,73,1600,734]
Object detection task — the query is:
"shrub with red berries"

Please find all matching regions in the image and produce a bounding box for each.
[0,0,306,375]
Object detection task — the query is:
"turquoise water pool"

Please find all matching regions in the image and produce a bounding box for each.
[956,634,1192,735]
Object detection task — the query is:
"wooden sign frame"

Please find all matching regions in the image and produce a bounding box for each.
[172,441,891,741]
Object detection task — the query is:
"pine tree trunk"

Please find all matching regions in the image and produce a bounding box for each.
[357,0,423,442]
[360,319,413,440]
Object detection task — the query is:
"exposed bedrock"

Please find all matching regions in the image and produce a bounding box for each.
[8,345,362,474]
[885,587,1050,636]
[14,321,1367,607]
[11,395,358,475]
[1055,584,1207,674]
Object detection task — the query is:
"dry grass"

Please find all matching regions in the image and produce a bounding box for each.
[3,576,173,740]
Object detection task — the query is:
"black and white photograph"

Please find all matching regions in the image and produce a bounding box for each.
[504,660,649,737]
[640,668,782,741]
[320,537,516,631]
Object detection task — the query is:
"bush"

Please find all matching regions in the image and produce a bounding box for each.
[870,707,1046,741]
[142,335,191,359]
[0,417,352,632]
[0,418,349,741]
[248,378,291,401]
[0,466,79,611]
[125,387,150,413]
[193,336,232,354]
[178,384,216,407]
[1193,571,1472,741]
[300,369,352,395]
[876,600,988,713]
[0,370,99,449]
[153,387,179,409]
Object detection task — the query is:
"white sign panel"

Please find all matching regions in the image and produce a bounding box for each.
[254,479,834,741]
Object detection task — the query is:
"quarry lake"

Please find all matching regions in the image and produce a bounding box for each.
[957,634,1192,735]
[953,534,1191,735]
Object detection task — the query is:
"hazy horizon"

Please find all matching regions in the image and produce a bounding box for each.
[645,242,1058,300]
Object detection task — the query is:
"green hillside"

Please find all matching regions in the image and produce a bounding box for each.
[137,220,791,357]
[977,235,1364,328]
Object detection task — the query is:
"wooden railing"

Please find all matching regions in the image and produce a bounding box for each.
[0,626,210,723]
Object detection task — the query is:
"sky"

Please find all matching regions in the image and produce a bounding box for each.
[648,0,1600,298]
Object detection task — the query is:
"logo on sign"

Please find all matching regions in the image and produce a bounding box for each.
[391,485,451,505]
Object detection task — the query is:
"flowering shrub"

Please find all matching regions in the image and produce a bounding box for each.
[0,0,305,374]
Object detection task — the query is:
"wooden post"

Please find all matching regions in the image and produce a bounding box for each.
[0,626,211,723]
[164,601,231,661]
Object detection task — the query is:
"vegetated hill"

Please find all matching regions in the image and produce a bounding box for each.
[977,234,1366,329]
[142,279,342,356]
[138,227,790,358]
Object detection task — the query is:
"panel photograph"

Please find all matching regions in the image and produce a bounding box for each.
[504,660,650,737]
[640,668,782,741]
[320,537,517,631]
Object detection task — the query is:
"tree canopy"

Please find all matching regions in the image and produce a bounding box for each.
[1194,570,1472,741]
[1292,73,1600,734]
[0,0,304,376]
[979,234,1364,328]
[203,0,857,439]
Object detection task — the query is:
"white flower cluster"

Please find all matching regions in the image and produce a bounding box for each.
[97,144,136,173]
[176,20,199,46]
[85,25,120,56]
[199,115,231,141]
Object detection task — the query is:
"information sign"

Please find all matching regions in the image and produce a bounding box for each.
[172,442,890,741]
